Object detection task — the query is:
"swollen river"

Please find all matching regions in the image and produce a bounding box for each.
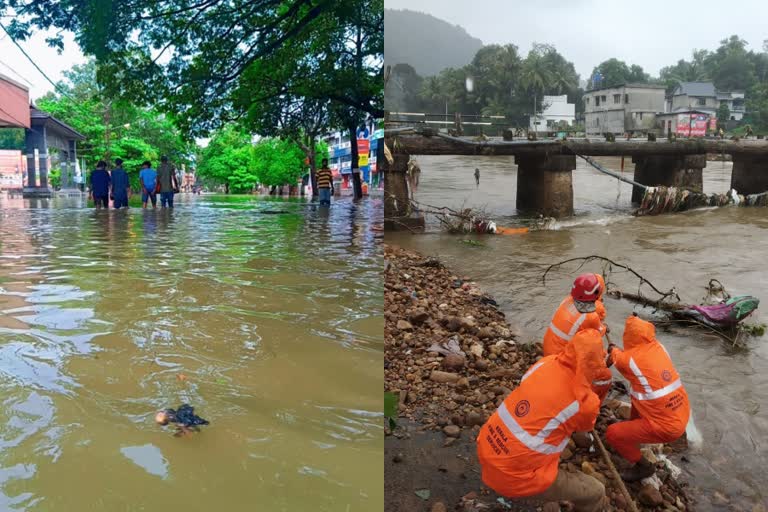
[0,194,383,511]
[389,155,768,510]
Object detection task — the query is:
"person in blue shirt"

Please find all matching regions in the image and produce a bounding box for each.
[90,160,111,209]
[139,161,158,209]
[111,158,131,209]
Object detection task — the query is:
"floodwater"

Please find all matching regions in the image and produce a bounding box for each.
[389,155,768,510]
[0,194,383,511]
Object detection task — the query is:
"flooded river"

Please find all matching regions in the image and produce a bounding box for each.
[0,194,383,511]
[390,155,768,510]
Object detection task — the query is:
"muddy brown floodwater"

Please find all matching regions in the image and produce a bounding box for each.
[389,155,768,511]
[0,193,383,511]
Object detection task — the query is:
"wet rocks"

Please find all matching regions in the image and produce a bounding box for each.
[442,354,466,370]
[443,425,461,438]
[638,484,664,506]
[572,432,592,449]
[396,320,414,331]
[430,371,460,383]
[430,503,447,512]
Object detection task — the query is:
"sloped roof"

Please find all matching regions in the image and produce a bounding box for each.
[30,106,85,140]
[674,82,716,97]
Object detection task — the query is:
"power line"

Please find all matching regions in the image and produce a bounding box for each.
[0,59,34,87]
[0,21,78,104]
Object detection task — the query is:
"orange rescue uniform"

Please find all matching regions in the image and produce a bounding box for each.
[543,296,606,357]
[477,330,603,498]
[605,316,690,463]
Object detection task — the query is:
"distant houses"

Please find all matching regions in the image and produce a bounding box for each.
[529,95,576,133]
[583,83,666,135]
[582,80,746,136]
[667,82,745,121]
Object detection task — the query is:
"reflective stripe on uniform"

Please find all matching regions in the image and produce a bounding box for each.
[592,379,612,386]
[548,313,587,342]
[630,378,682,401]
[628,357,653,394]
[496,400,579,455]
[521,361,546,382]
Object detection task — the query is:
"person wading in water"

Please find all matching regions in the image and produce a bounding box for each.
[474,168,480,187]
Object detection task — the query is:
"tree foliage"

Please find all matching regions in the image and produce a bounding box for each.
[590,58,650,89]
[1,0,382,137]
[197,126,326,192]
[35,60,192,188]
[409,43,580,125]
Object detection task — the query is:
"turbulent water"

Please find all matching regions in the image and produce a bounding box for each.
[389,155,768,510]
[0,194,383,511]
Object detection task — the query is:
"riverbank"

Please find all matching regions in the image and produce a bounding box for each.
[384,243,694,511]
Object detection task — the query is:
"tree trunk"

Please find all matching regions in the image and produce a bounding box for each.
[225,182,229,194]
[349,125,363,200]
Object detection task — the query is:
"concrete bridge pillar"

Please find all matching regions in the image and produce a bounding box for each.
[731,154,768,195]
[630,154,706,203]
[515,154,575,217]
[383,147,425,231]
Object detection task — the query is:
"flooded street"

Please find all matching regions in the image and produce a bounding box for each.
[390,155,768,510]
[0,194,383,511]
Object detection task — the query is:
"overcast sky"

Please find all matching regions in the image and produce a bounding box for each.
[0,28,86,101]
[385,0,768,79]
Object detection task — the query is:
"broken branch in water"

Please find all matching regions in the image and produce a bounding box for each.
[543,255,680,303]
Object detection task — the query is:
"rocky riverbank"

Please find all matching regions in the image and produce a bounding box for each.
[384,243,694,512]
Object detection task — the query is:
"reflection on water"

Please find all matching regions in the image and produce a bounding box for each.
[391,155,767,510]
[0,194,383,511]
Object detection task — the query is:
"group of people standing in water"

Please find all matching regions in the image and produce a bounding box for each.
[477,273,691,511]
[89,156,180,209]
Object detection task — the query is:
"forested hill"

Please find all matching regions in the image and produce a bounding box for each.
[384,9,483,77]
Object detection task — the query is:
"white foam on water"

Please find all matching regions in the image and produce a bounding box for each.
[685,413,704,451]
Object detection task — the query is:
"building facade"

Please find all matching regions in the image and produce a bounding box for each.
[529,95,576,132]
[323,125,383,190]
[583,84,666,135]
[667,82,745,121]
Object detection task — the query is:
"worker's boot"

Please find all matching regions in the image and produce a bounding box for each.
[620,456,656,482]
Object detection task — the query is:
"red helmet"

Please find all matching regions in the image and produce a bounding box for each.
[571,273,601,302]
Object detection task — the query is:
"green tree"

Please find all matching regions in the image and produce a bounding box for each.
[196,125,253,194]
[0,128,24,150]
[36,60,192,189]
[2,0,383,137]
[717,102,731,127]
[591,58,649,88]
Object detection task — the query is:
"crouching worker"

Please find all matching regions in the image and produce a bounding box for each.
[543,273,612,401]
[543,273,606,357]
[477,329,607,512]
[605,314,690,481]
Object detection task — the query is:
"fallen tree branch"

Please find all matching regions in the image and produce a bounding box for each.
[543,256,680,303]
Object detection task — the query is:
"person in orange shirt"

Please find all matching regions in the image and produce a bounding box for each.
[605,314,690,481]
[543,274,611,400]
[543,274,606,357]
[477,329,607,512]
[595,273,607,324]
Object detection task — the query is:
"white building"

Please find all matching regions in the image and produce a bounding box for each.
[529,95,576,132]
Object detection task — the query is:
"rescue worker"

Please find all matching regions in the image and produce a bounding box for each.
[595,274,607,325]
[477,329,606,511]
[543,273,606,357]
[544,273,611,400]
[605,314,690,481]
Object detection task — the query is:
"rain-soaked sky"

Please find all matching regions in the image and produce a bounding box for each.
[384,0,768,79]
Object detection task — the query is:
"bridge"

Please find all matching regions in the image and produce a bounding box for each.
[383,128,768,225]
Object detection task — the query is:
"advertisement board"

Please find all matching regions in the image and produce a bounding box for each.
[676,113,712,137]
